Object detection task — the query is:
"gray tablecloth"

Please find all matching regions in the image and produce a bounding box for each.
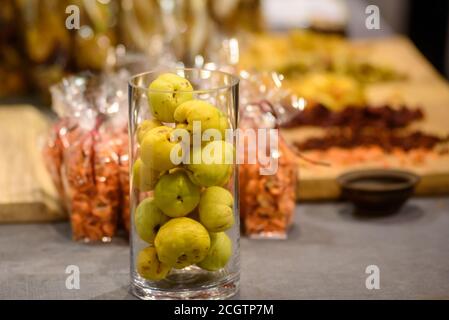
[1,197,448,299]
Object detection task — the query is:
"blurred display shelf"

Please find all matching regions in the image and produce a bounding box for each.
[0,198,448,299]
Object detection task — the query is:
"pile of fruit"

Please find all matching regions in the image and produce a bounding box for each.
[133,73,235,281]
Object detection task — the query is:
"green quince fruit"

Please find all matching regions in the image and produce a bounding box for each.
[137,119,162,145]
[197,232,232,271]
[134,197,170,244]
[154,170,200,218]
[140,126,179,172]
[137,246,171,281]
[147,73,193,122]
[186,140,234,187]
[132,158,160,192]
[155,217,210,269]
[174,100,229,139]
[199,186,234,232]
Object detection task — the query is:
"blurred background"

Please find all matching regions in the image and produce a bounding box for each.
[368,0,449,78]
[1,0,448,104]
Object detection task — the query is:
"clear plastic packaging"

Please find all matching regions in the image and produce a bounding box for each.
[43,72,130,242]
[238,72,299,239]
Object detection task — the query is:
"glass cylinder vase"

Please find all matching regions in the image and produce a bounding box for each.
[128,68,240,299]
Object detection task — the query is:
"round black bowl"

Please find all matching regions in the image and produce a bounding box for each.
[337,169,420,215]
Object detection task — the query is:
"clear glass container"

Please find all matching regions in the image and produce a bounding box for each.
[128,68,239,299]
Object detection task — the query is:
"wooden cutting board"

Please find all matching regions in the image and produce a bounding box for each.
[281,37,449,200]
[0,105,65,222]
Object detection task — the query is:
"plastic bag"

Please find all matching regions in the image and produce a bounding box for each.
[43,72,130,242]
[238,72,299,239]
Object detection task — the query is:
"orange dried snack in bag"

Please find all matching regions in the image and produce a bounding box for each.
[116,129,131,233]
[62,129,96,241]
[91,131,121,238]
[238,97,298,239]
[58,124,122,242]
[43,72,131,242]
[240,137,297,238]
[42,120,67,202]
[43,120,131,241]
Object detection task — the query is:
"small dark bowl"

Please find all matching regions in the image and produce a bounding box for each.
[337,169,420,215]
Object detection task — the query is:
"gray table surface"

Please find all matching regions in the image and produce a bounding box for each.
[1,197,448,300]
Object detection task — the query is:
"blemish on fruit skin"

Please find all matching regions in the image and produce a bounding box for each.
[177,254,188,264]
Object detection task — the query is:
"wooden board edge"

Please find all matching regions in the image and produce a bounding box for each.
[297,173,449,201]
